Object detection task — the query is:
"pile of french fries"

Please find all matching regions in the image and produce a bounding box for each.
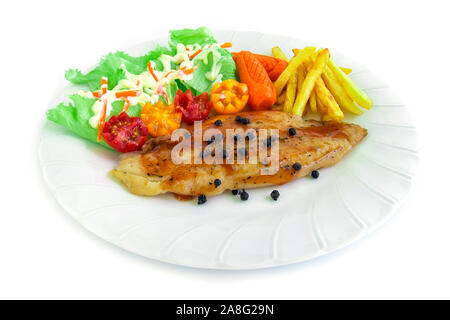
[272,46,373,121]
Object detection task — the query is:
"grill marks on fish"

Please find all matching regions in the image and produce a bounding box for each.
[110,111,367,197]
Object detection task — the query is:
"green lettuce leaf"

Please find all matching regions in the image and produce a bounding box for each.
[65,46,173,91]
[183,48,237,95]
[46,94,143,149]
[169,27,217,47]
[169,27,237,94]
[166,82,180,103]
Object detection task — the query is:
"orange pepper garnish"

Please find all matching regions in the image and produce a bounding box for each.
[220,42,232,49]
[140,101,182,137]
[210,79,249,114]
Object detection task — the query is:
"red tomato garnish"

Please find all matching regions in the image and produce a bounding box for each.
[102,112,148,153]
[174,89,212,124]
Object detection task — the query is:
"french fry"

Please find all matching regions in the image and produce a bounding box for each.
[341,67,352,75]
[316,95,328,120]
[283,69,298,113]
[309,91,317,113]
[328,57,373,109]
[322,66,361,115]
[296,65,305,95]
[296,65,306,115]
[293,47,316,56]
[274,48,313,96]
[291,49,330,115]
[297,50,318,114]
[277,90,287,104]
[294,48,352,74]
[272,46,289,61]
[314,77,344,121]
[296,49,346,117]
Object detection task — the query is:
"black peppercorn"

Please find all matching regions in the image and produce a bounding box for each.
[197,194,207,205]
[240,190,249,201]
[288,127,296,136]
[293,162,302,171]
[241,117,250,125]
[270,190,280,201]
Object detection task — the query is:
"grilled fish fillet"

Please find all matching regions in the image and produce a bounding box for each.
[111,111,367,197]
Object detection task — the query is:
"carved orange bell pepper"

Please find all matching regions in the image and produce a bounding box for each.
[210,79,249,114]
[140,101,182,137]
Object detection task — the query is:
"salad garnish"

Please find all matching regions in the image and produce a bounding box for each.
[47,27,237,152]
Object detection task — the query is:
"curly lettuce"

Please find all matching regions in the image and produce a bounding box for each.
[47,95,142,149]
[169,27,217,47]
[169,27,237,95]
[48,27,237,147]
[65,46,174,91]
[186,48,237,94]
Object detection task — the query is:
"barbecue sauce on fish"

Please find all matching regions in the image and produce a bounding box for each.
[136,111,365,197]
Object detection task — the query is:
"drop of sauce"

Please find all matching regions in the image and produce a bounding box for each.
[173,194,194,201]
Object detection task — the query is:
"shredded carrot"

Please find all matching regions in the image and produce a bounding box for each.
[181,64,199,75]
[163,70,174,79]
[97,99,108,141]
[122,99,130,112]
[190,49,202,60]
[96,77,109,141]
[156,86,169,103]
[189,42,232,60]
[100,77,108,95]
[147,62,159,82]
[115,90,141,99]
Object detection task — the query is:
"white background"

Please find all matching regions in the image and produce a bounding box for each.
[1,0,449,299]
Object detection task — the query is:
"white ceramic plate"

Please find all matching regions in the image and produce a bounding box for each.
[39,31,418,269]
